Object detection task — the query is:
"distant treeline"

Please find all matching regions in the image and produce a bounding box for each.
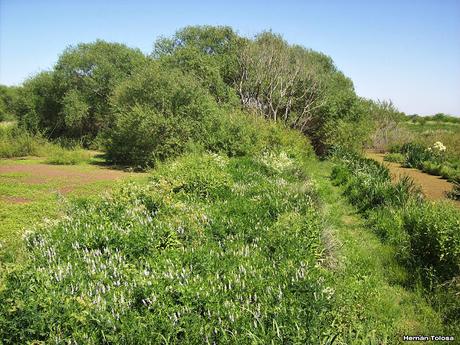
[406,113,460,124]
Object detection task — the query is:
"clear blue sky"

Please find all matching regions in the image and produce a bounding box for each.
[1,0,459,115]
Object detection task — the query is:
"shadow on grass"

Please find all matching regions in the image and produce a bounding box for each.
[89,153,147,172]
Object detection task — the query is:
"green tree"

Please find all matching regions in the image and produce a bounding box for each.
[53,40,148,140]
[154,25,241,84]
[17,40,148,143]
[153,26,242,105]
[0,85,20,121]
[107,61,219,166]
[235,31,370,154]
[16,72,61,133]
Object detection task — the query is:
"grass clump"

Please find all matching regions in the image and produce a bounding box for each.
[383,152,405,164]
[45,146,92,165]
[402,201,460,283]
[0,124,47,158]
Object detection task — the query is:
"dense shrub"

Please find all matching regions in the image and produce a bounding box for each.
[106,62,315,167]
[0,152,330,344]
[8,26,374,155]
[106,104,193,167]
[0,85,19,121]
[402,202,460,283]
[400,142,434,168]
[105,62,219,166]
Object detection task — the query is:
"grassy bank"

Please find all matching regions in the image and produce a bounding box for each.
[331,151,459,336]
[0,150,332,343]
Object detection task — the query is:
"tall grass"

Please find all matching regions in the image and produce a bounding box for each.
[45,146,92,165]
[0,123,92,164]
[332,151,460,332]
[0,123,47,158]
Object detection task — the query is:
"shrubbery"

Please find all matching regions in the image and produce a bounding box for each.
[402,201,460,283]
[0,85,19,121]
[0,123,92,164]
[14,41,147,143]
[104,60,315,167]
[0,124,48,158]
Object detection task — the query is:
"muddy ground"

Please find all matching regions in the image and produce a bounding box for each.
[365,151,460,208]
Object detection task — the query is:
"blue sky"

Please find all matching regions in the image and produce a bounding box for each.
[1,0,459,115]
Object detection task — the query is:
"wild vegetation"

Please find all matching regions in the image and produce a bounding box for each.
[0,124,92,165]
[368,103,460,197]
[331,151,459,334]
[385,141,460,184]
[0,25,459,343]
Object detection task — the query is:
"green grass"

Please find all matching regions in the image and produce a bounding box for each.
[0,149,452,344]
[0,122,95,165]
[1,119,457,342]
[306,160,445,343]
[44,146,93,165]
[383,152,405,164]
[330,152,460,336]
[0,151,332,344]
[0,158,148,261]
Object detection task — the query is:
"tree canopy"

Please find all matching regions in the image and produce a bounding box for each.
[4,26,382,161]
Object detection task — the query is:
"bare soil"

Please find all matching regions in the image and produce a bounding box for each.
[365,151,460,208]
[2,196,31,204]
[0,162,145,195]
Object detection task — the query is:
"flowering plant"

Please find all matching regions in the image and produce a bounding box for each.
[426,141,446,164]
[432,141,446,152]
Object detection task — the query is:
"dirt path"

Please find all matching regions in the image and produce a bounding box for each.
[365,151,460,207]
